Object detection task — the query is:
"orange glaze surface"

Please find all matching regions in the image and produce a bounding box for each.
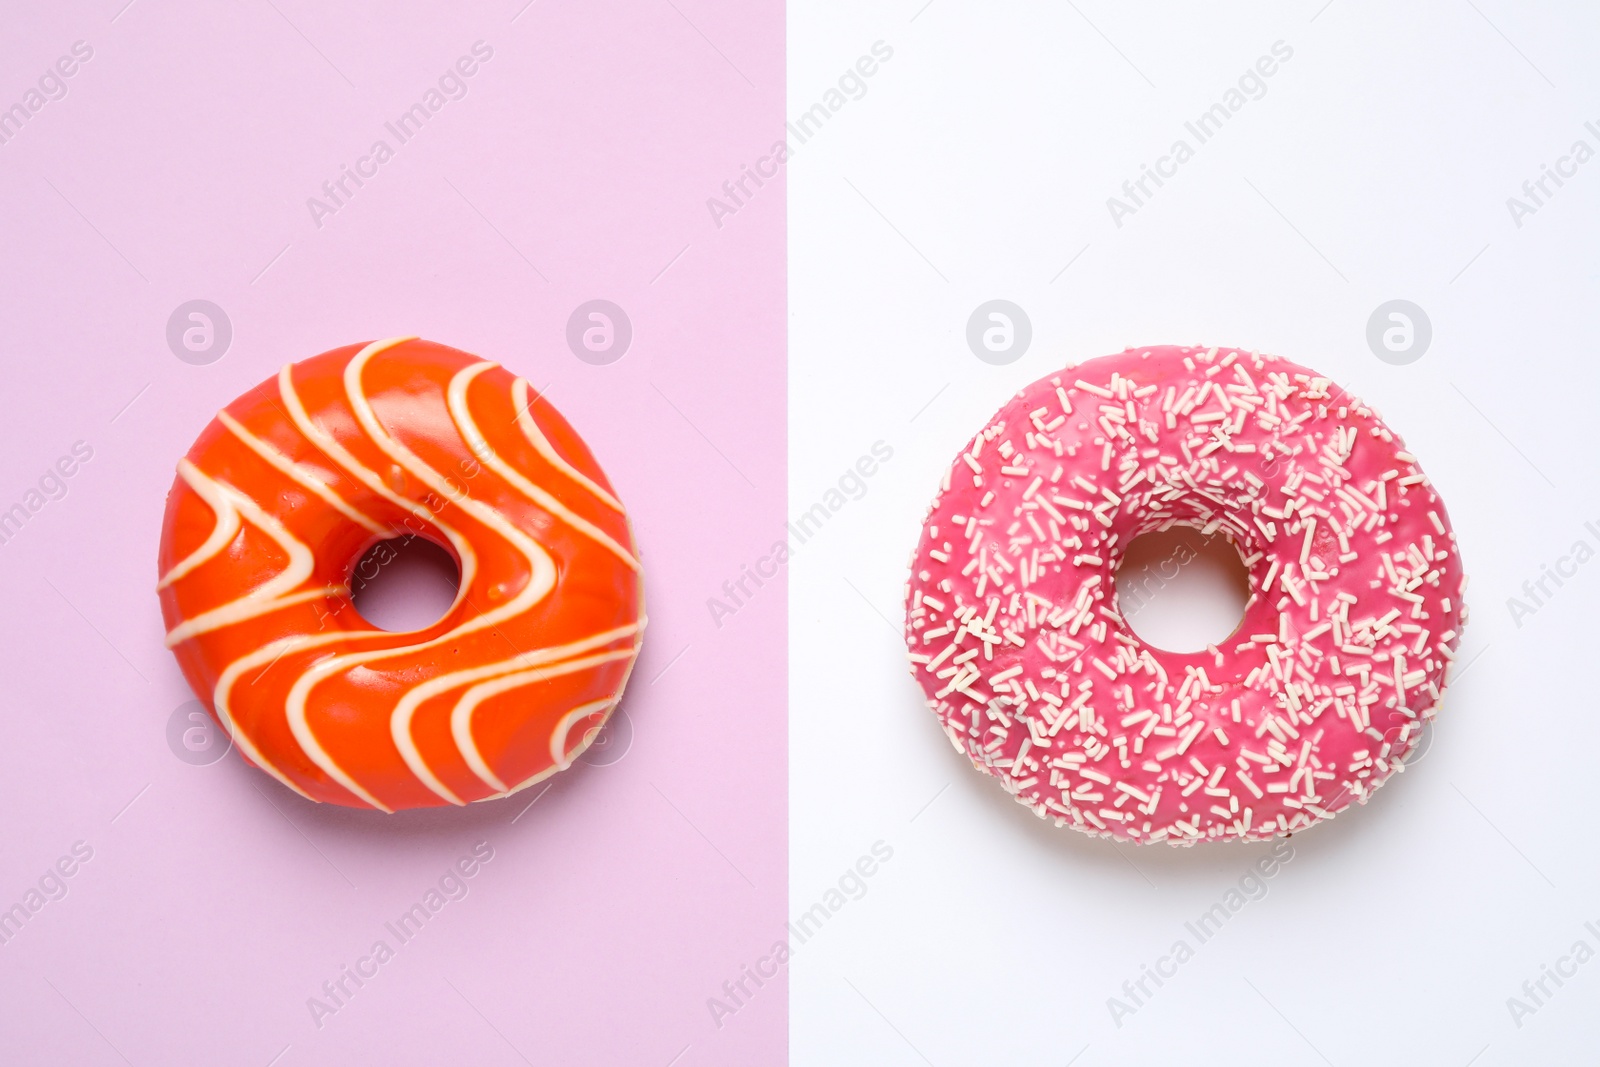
[157,338,644,811]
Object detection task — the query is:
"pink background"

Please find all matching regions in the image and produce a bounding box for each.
[0,2,785,1064]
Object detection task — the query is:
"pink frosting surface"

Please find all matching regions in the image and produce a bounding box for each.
[904,346,1468,845]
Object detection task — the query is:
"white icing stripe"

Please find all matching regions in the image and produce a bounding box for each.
[166,586,342,649]
[549,697,620,770]
[281,341,565,807]
[512,377,624,511]
[217,410,389,536]
[284,650,395,811]
[276,346,492,807]
[486,615,645,800]
[447,642,640,790]
[212,636,338,802]
[164,461,324,647]
[174,338,641,811]
[343,341,559,631]
[450,363,640,570]
[391,622,642,798]
[157,460,241,590]
[277,354,481,599]
[465,690,628,804]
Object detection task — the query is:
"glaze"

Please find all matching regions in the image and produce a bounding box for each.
[904,346,1466,844]
[158,338,644,810]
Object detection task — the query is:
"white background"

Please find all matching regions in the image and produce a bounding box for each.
[789,2,1600,1063]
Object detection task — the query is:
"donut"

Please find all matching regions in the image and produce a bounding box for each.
[903,346,1466,845]
[157,337,644,811]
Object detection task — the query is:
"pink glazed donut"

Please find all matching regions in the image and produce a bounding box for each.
[904,346,1467,845]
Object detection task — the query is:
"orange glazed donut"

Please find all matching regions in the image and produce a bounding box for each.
[157,337,644,811]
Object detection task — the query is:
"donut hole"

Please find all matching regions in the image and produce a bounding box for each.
[1115,526,1250,653]
[350,535,461,633]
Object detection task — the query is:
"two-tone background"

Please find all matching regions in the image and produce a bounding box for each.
[3,1,1597,1063]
